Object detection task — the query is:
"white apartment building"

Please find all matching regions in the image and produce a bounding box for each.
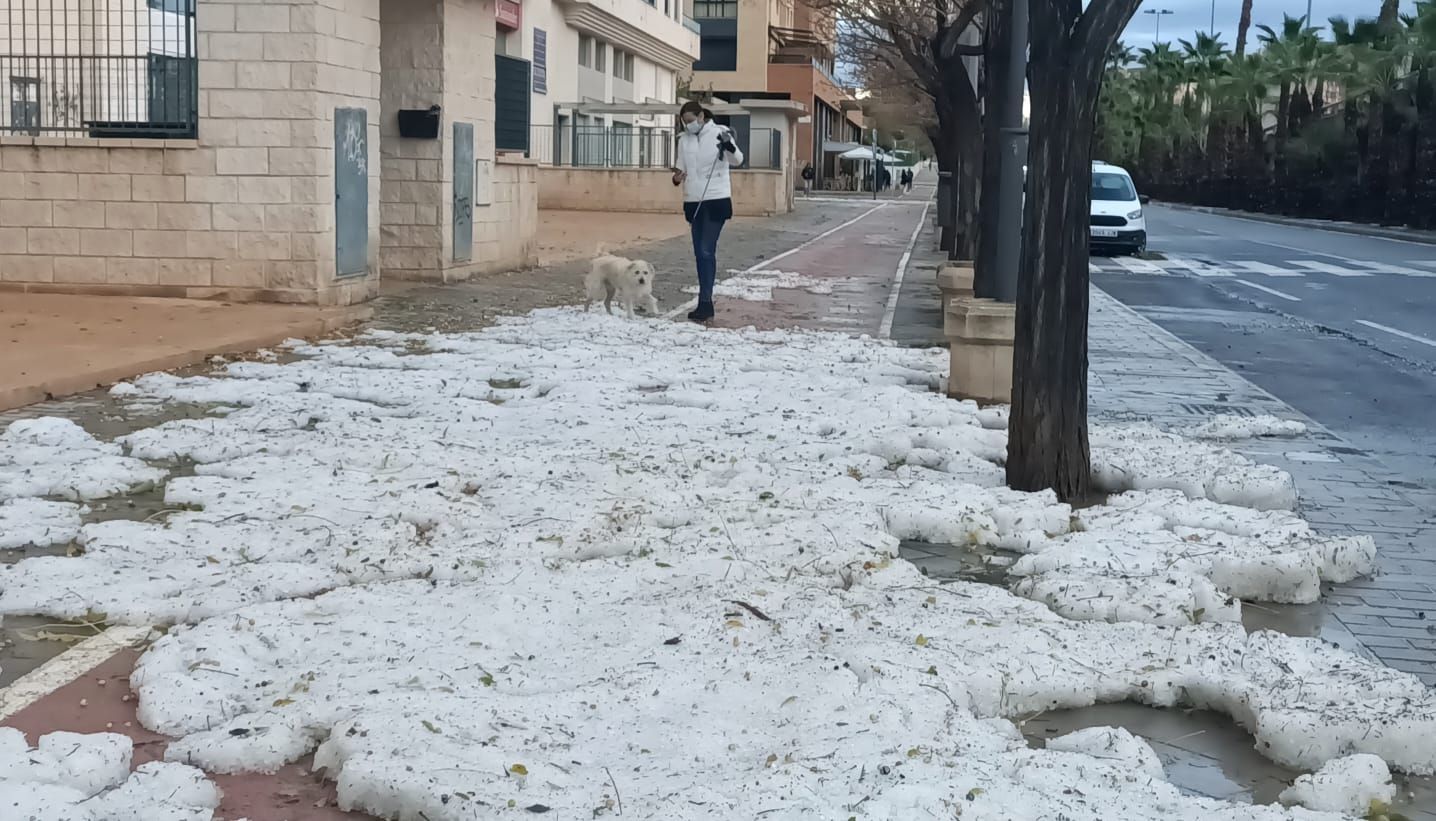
[491,0,700,164]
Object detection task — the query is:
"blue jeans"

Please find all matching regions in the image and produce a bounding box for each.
[690,212,726,306]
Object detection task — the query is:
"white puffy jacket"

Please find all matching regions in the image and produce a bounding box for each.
[675,121,744,203]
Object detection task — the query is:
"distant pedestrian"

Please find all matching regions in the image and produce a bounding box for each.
[880,167,892,192]
[801,162,815,196]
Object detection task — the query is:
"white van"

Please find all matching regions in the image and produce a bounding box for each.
[1089,161,1146,256]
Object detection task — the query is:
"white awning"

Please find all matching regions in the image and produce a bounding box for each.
[839,146,898,162]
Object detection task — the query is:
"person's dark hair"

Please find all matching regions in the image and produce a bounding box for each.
[678,101,707,120]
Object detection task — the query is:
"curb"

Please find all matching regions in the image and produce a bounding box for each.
[0,304,372,413]
[1155,201,1436,246]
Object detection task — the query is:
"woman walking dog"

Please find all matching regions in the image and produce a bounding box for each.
[672,101,743,323]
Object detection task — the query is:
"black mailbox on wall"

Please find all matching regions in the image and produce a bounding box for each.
[398,105,442,139]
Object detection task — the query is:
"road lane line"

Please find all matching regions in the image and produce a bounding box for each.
[662,201,891,320]
[1111,256,1164,274]
[1164,256,1234,277]
[0,626,153,721]
[1231,260,1306,277]
[1173,208,1436,249]
[1233,280,1302,302]
[1290,260,1375,277]
[1355,319,1436,349]
[879,198,932,339]
[1355,262,1436,277]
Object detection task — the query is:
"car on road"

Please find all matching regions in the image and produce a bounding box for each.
[1089,161,1147,256]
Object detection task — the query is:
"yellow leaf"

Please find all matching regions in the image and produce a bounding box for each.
[914,634,929,647]
[925,596,937,605]
[725,619,744,628]
[509,764,528,776]
[271,698,294,707]
[764,754,778,768]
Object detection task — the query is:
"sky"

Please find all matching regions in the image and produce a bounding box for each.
[1119,0,1420,48]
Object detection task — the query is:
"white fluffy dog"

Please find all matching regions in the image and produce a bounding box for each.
[584,254,658,319]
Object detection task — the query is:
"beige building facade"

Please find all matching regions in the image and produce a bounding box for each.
[0,0,537,305]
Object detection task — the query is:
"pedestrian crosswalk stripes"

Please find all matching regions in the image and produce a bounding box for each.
[1089,257,1436,278]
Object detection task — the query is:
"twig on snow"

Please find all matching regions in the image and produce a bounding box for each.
[604,766,623,815]
[918,683,961,712]
[727,600,773,622]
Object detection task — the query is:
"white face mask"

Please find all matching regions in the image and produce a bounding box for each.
[684,120,703,135]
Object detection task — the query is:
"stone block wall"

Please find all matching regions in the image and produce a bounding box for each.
[379,0,532,282]
[0,0,536,300]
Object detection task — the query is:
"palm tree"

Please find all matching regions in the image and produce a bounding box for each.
[1219,53,1271,169]
[1234,0,1255,58]
[1257,16,1321,157]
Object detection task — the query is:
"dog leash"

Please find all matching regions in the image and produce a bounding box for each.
[689,124,732,223]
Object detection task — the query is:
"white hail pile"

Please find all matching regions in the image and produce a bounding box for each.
[0,729,219,821]
[0,310,1426,820]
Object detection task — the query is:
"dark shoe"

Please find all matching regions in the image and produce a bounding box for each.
[687,302,715,323]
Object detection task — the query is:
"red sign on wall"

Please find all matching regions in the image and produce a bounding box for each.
[497,0,521,30]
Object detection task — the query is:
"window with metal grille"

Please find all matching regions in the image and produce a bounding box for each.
[495,54,532,153]
[9,76,39,134]
[1,0,197,137]
[533,29,548,93]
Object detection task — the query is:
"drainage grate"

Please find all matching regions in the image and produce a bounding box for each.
[1178,403,1256,417]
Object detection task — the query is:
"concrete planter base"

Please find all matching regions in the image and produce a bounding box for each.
[945,297,1015,404]
[936,262,975,315]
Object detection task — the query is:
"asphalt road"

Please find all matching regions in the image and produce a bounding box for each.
[1091,204,1436,490]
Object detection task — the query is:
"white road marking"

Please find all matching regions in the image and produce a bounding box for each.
[1356,262,1436,277]
[0,626,153,721]
[1354,319,1436,349]
[1233,279,1302,302]
[1164,256,1234,277]
[1171,207,1436,249]
[1111,256,1165,274]
[1231,260,1307,277]
[661,202,892,320]
[1290,260,1374,277]
[879,198,933,339]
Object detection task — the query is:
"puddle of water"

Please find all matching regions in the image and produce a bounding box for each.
[1022,703,1436,819]
[0,615,108,689]
[898,540,1018,587]
[1241,600,1331,638]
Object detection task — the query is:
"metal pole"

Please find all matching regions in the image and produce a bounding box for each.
[871,127,878,201]
[993,0,1029,303]
[1304,0,1312,26]
[1155,13,1161,43]
[1210,0,1215,33]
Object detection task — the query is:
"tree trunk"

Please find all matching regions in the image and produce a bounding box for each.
[953,115,981,259]
[1274,81,1292,173]
[1008,0,1141,500]
[934,118,962,252]
[1234,0,1254,57]
[935,54,982,260]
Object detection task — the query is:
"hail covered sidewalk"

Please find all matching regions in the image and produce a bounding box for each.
[1,195,1434,820]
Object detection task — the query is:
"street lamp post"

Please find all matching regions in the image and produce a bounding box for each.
[1209,0,1215,33]
[1143,7,1174,43]
[993,0,1029,303]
